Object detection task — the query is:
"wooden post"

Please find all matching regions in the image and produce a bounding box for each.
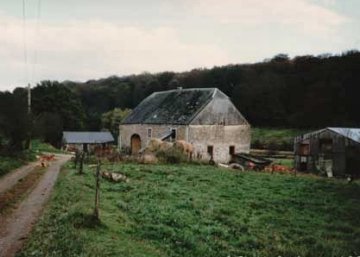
[78,151,84,174]
[74,151,79,168]
[94,160,101,220]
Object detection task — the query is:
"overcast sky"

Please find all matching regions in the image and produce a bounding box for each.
[0,0,359,91]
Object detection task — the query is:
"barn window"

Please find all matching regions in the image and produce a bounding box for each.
[229,146,235,155]
[300,143,310,155]
[319,139,333,153]
[207,145,214,157]
[147,128,152,138]
[171,129,176,140]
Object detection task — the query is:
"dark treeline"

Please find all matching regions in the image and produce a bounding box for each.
[66,50,360,130]
[1,50,360,150]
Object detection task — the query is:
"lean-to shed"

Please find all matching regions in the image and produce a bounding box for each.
[294,127,360,177]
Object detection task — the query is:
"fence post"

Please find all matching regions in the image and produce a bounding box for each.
[94,160,101,220]
[78,152,85,174]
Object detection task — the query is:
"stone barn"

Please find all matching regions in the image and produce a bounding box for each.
[119,88,251,163]
[294,127,360,177]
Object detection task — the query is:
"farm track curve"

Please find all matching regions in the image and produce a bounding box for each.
[0,154,71,257]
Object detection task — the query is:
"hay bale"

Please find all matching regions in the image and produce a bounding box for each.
[147,138,163,152]
[139,154,158,164]
[159,141,173,151]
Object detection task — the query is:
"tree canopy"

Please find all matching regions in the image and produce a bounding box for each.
[1,50,359,150]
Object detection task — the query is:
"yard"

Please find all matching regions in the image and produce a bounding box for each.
[19,163,360,257]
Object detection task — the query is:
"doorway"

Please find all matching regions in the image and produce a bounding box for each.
[131,134,141,155]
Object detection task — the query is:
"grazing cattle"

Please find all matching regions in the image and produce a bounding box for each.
[174,140,193,160]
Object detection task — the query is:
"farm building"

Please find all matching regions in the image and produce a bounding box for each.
[119,88,251,163]
[62,131,114,152]
[294,127,360,177]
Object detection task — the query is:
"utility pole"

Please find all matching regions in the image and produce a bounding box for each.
[27,83,31,115]
[26,83,32,150]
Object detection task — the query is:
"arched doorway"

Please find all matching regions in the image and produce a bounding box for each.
[131,134,141,155]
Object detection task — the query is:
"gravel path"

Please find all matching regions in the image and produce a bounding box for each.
[0,162,38,195]
[0,154,72,257]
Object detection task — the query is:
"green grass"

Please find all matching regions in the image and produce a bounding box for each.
[0,140,59,177]
[20,163,360,257]
[0,151,35,177]
[31,139,63,154]
[252,127,309,151]
[270,158,294,168]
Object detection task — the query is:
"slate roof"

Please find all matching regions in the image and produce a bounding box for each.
[122,88,218,125]
[63,131,114,144]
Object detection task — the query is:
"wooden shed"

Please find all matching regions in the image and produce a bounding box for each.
[294,127,360,177]
[62,131,114,152]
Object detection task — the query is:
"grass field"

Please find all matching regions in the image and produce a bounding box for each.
[31,139,63,154]
[0,151,35,177]
[0,140,61,177]
[251,128,308,151]
[19,163,360,257]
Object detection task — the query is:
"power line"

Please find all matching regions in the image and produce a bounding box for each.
[32,0,42,85]
[22,0,28,84]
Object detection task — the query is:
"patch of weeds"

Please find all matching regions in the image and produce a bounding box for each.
[71,212,104,229]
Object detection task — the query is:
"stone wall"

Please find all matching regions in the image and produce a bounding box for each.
[119,123,250,163]
[189,124,250,163]
[119,124,187,152]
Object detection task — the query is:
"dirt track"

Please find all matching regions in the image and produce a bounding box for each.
[0,162,38,195]
[0,154,71,257]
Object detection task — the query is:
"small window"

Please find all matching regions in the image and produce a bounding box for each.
[319,139,333,153]
[300,143,310,155]
[147,128,152,138]
[229,146,235,155]
[207,145,214,157]
[171,129,176,140]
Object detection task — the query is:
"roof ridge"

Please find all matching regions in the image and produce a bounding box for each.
[122,88,219,125]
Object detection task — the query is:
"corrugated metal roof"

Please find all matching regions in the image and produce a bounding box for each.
[63,131,114,144]
[328,127,360,144]
[298,127,360,144]
[122,88,218,125]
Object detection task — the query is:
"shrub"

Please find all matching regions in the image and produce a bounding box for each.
[156,148,187,164]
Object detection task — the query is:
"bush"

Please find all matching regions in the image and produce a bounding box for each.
[156,148,187,164]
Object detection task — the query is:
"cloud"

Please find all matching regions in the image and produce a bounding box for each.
[190,0,348,33]
[0,16,230,90]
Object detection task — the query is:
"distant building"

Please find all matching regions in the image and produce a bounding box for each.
[294,127,360,177]
[119,88,251,163]
[62,131,114,152]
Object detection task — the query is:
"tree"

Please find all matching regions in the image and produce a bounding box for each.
[101,108,131,139]
[31,81,86,145]
[0,91,29,152]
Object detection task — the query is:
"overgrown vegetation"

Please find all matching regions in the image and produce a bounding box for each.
[31,139,63,154]
[1,51,360,148]
[251,127,308,151]
[0,167,45,214]
[20,163,360,257]
[0,151,35,177]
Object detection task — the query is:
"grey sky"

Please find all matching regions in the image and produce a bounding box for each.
[0,0,359,90]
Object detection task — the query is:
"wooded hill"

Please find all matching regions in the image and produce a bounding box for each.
[66,50,360,130]
[1,50,360,150]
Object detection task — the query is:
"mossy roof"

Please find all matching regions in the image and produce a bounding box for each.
[122,88,217,125]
